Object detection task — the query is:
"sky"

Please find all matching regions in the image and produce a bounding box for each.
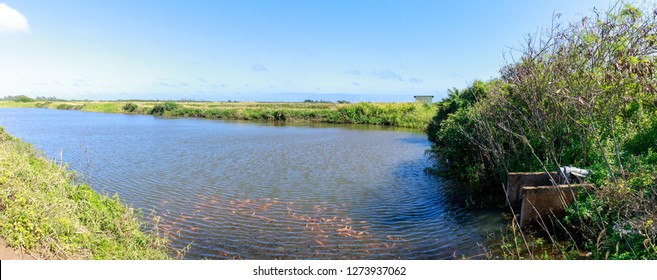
[0,0,624,102]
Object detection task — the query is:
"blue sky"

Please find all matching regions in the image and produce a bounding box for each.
[0,0,619,102]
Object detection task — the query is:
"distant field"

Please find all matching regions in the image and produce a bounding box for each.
[0,100,437,130]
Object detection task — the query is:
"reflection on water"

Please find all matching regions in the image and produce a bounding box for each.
[0,108,503,259]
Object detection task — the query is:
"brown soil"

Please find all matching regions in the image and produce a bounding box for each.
[0,237,36,260]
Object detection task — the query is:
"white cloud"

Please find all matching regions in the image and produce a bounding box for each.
[345,70,362,76]
[371,69,403,81]
[251,63,269,72]
[0,3,30,34]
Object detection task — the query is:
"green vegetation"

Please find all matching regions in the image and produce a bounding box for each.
[0,95,35,103]
[55,103,84,111]
[428,3,657,259]
[0,127,171,259]
[1,95,61,102]
[122,102,139,113]
[0,100,437,130]
[303,99,332,103]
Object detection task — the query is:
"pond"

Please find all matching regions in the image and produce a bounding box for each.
[0,108,502,259]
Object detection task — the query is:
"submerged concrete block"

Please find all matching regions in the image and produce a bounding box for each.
[506,172,558,208]
[506,171,592,227]
[519,185,575,227]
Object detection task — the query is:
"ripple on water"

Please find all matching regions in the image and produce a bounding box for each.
[0,108,504,259]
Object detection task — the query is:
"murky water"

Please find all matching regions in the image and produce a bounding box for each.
[0,108,503,259]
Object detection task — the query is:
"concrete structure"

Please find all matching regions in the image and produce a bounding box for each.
[413,95,434,103]
[506,172,593,227]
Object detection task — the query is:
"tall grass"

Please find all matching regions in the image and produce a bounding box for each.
[149,101,435,129]
[0,101,39,108]
[0,127,171,259]
[0,100,437,129]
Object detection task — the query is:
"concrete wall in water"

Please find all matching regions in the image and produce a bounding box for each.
[506,172,558,208]
[506,172,592,227]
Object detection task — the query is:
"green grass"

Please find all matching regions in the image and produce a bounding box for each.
[0,127,171,259]
[0,100,437,130]
[0,101,39,108]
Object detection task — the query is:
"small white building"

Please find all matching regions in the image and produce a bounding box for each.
[413,95,434,103]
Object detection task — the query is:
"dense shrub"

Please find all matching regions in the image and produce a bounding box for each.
[149,102,179,115]
[122,103,139,113]
[428,3,657,259]
[55,104,82,110]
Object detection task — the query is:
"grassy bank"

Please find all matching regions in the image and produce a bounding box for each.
[0,127,170,259]
[0,100,436,130]
[428,4,657,259]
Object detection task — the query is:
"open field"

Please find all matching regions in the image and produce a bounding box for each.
[0,100,437,130]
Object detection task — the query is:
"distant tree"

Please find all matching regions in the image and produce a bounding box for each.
[304,99,332,103]
[3,95,35,102]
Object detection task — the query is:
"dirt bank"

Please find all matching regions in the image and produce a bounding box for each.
[0,238,35,260]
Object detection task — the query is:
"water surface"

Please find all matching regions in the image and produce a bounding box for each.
[0,108,502,259]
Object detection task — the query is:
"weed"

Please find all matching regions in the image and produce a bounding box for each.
[0,127,172,259]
